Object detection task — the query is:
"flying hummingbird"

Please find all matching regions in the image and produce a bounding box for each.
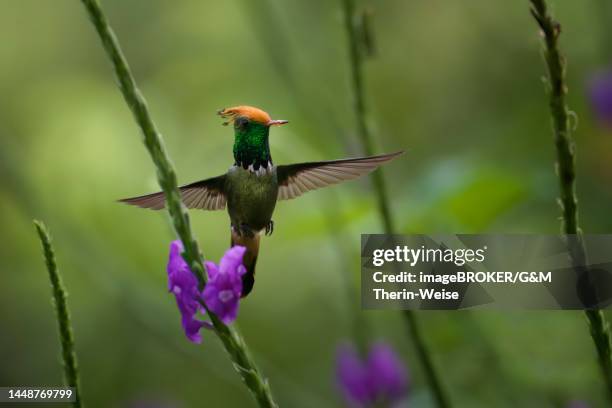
[120,106,402,296]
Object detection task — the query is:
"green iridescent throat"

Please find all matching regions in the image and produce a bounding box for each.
[233,120,272,170]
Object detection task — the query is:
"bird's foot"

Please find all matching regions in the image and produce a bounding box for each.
[265,220,274,236]
[232,223,255,238]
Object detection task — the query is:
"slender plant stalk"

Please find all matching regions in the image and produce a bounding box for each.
[34,220,83,408]
[76,1,276,406]
[402,312,451,407]
[340,0,394,235]
[529,0,612,403]
[340,1,451,407]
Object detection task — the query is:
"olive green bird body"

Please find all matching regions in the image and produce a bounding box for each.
[225,166,278,233]
[121,106,402,297]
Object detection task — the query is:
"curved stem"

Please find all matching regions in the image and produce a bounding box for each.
[76,1,277,406]
[34,221,83,408]
[529,0,612,403]
[340,1,451,407]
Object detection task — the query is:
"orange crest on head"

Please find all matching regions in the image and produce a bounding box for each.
[217,106,272,126]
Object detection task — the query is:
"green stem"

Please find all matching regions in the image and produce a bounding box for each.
[34,221,83,408]
[340,0,394,234]
[529,0,612,403]
[76,1,277,406]
[402,312,451,408]
[340,1,451,407]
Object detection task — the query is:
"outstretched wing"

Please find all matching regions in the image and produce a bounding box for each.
[276,151,403,201]
[119,175,226,210]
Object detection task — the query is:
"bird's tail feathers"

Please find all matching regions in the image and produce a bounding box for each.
[231,230,260,298]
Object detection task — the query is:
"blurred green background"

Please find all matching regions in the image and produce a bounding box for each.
[2,0,612,407]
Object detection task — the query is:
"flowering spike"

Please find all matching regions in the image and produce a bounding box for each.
[167,242,249,340]
[167,240,207,343]
[203,246,247,324]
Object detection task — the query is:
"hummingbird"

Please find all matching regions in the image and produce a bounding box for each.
[120,106,402,297]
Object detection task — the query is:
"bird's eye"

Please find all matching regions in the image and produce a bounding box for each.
[235,116,249,130]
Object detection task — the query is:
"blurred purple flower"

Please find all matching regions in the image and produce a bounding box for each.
[336,342,408,407]
[367,343,409,402]
[203,246,247,324]
[337,345,373,405]
[167,240,207,343]
[588,70,612,127]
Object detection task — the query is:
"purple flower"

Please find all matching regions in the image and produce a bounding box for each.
[336,342,409,407]
[367,342,409,402]
[166,241,247,342]
[203,246,247,324]
[167,241,206,343]
[588,70,612,127]
[337,345,373,405]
